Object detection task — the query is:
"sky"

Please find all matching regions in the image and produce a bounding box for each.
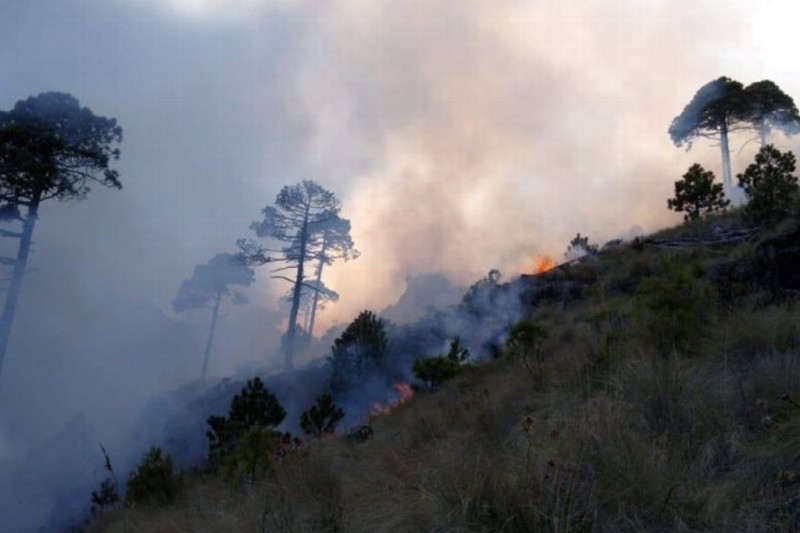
[2,0,800,527]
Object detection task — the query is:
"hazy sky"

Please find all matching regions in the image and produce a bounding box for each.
[2,0,800,332]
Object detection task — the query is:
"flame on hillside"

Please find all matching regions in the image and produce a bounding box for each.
[371,382,415,416]
[532,254,556,274]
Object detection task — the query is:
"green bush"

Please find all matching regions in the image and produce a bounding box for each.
[667,163,729,221]
[90,478,120,516]
[125,447,180,507]
[329,310,388,392]
[206,377,286,468]
[301,393,345,439]
[635,258,717,355]
[413,338,469,390]
[738,145,799,226]
[224,426,278,483]
[506,322,547,361]
[566,232,599,257]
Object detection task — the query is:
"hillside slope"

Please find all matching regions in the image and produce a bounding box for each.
[91,211,800,532]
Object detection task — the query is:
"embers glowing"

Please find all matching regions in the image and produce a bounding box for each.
[370,382,415,416]
[533,254,556,274]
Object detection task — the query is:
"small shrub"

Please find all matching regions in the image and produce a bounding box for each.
[125,447,180,507]
[90,478,120,516]
[667,163,729,221]
[738,145,799,226]
[413,338,469,390]
[566,232,598,258]
[90,442,120,516]
[506,322,548,378]
[207,377,286,467]
[329,310,388,392]
[300,393,345,439]
[461,269,502,315]
[224,426,278,483]
[635,258,717,354]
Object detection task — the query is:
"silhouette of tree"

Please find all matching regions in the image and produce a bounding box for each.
[173,253,255,378]
[0,92,122,376]
[737,145,799,225]
[237,181,346,371]
[667,163,729,221]
[669,77,748,190]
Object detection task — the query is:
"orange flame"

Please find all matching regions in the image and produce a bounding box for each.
[393,382,415,403]
[370,382,415,417]
[533,254,556,274]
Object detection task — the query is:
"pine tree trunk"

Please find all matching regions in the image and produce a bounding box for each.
[720,121,733,190]
[0,194,41,376]
[307,240,328,338]
[285,203,311,373]
[201,290,222,379]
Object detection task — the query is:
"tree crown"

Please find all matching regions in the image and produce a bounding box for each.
[669,77,747,148]
[667,163,729,221]
[737,145,799,225]
[743,80,800,137]
[172,253,254,313]
[0,92,122,204]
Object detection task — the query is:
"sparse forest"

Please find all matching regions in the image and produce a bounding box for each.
[3,67,800,533]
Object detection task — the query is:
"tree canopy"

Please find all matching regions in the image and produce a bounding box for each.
[743,80,800,146]
[0,92,123,376]
[669,77,800,191]
[0,92,122,204]
[238,180,354,371]
[173,253,255,378]
[667,163,729,221]
[737,145,799,225]
[173,253,254,313]
[669,77,747,149]
[329,310,388,392]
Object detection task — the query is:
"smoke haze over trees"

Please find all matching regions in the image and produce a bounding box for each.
[0,92,123,376]
[172,253,255,378]
[3,0,800,530]
[237,180,354,372]
[669,77,800,192]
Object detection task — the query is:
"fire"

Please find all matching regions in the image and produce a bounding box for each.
[370,382,415,417]
[393,382,415,403]
[533,254,556,274]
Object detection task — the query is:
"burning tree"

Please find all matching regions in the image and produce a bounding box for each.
[0,92,123,376]
[667,163,729,221]
[238,181,356,372]
[172,253,255,378]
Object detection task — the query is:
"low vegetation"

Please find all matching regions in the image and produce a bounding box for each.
[88,146,800,531]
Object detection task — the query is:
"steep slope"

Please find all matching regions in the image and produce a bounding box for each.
[91,211,800,532]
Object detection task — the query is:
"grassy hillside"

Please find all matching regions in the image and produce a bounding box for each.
[89,210,800,532]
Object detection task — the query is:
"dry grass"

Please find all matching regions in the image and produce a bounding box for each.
[90,212,800,532]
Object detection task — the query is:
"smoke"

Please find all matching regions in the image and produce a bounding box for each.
[2,0,800,530]
[299,0,760,326]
